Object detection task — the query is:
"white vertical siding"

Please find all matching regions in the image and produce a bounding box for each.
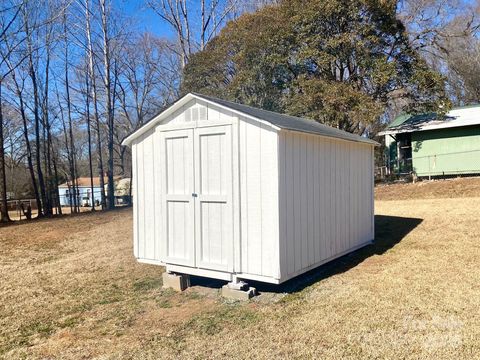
[132,142,138,258]
[194,126,233,272]
[136,101,239,267]
[239,117,280,278]
[132,99,374,284]
[133,129,157,260]
[278,131,374,280]
[153,130,163,260]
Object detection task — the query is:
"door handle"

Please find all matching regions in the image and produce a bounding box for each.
[192,193,198,197]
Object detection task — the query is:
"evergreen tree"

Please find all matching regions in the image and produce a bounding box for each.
[182,0,450,135]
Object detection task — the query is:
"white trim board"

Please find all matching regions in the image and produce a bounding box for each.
[122,93,280,147]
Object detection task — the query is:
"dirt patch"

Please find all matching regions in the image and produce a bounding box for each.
[375,176,480,201]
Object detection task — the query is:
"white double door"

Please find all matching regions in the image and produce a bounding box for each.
[159,125,233,272]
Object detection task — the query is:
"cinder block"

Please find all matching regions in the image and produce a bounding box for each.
[162,272,190,291]
[221,285,257,301]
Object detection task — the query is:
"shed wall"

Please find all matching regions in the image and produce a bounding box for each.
[238,117,280,278]
[132,128,158,261]
[278,131,374,280]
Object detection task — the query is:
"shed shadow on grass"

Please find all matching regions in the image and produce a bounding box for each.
[253,214,423,294]
[186,215,423,295]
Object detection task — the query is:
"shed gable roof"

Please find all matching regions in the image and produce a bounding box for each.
[122,93,378,146]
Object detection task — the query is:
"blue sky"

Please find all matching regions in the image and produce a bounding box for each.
[115,0,175,38]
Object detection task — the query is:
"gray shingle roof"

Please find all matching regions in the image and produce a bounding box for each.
[193,93,378,146]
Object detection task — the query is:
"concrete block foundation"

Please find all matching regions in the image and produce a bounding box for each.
[162,272,190,291]
[221,285,257,301]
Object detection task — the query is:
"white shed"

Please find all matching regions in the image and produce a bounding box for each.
[122,93,378,285]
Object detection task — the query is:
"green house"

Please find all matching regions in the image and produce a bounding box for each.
[379,105,480,177]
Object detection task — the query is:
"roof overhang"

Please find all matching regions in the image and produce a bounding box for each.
[378,129,411,136]
[121,93,281,147]
[122,92,379,147]
[379,121,480,136]
[380,106,480,136]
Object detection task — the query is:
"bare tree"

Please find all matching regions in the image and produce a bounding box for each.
[443,35,480,102]
[399,0,480,54]
[5,59,43,218]
[82,0,107,210]
[62,8,80,213]
[0,0,27,222]
[99,0,116,209]
[84,62,96,210]
[0,0,281,223]
[39,1,56,215]
[399,0,480,104]
[0,85,10,222]
[147,0,268,68]
[21,3,50,217]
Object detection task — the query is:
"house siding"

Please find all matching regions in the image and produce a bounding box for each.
[412,125,480,176]
[58,186,103,206]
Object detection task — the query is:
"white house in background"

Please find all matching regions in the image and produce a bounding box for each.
[58,176,131,207]
[122,93,378,285]
[58,177,105,207]
[58,177,110,207]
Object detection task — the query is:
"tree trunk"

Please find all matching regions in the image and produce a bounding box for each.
[42,39,53,216]
[11,72,42,218]
[24,9,47,217]
[28,56,46,217]
[0,84,11,223]
[63,12,78,214]
[100,0,115,210]
[86,0,106,210]
[48,131,62,215]
[85,65,95,211]
[56,85,76,214]
[52,148,62,215]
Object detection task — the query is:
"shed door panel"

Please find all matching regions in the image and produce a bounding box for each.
[160,129,195,266]
[194,126,233,272]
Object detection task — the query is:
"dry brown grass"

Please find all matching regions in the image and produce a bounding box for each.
[1,180,480,359]
[8,205,104,221]
[375,176,480,201]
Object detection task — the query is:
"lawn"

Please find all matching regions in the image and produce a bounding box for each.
[1,178,480,359]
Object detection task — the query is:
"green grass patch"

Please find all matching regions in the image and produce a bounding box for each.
[154,288,176,308]
[7,319,57,351]
[278,290,307,304]
[23,320,55,338]
[133,277,162,292]
[98,284,124,305]
[183,305,259,336]
[58,315,81,329]
[160,305,260,353]
[182,290,204,301]
[156,299,173,308]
